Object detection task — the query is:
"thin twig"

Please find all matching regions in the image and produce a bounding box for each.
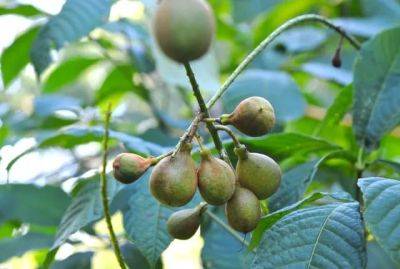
[100,103,127,269]
[206,14,361,109]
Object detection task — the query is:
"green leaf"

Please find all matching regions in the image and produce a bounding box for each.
[231,0,275,22]
[353,26,400,149]
[53,175,121,248]
[121,243,161,269]
[1,26,40,87]
[273,26,327,53]
[361,0,400,18]
[367,241,398,269]
[33,95,81,118]
[250,192,354,249]
[30,0,111,75]
[201,207,252,269]
[376,159,400,173]
[123,176,174,267]
[301,62,353,85]
[240,133,341,160]
[0,233,54,262]
[252,202,366,268]
[358,177,400,264]
[0,4,43,17]
[51,252,93,269]
[95,64,149,104]
[315,85,353,136]
[222,70,306,122]
[0,184,70,226]
[42,57,101,93]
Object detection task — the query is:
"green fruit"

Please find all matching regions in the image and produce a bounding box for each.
[150,143,197,207]
[197,149,235,205]
[235,146,281,200]
[113,153,154,184]
[225,186,261,233]
[220,96,275,137]
[153,0,215,63]
[167,202,207,240]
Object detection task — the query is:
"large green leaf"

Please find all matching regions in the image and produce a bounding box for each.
[250,192,354,249]
[0,184,70,226]
[53,175,121,248]
[222,70,306,122]
[358,177,400,264]
[315,85,353,136]
[0,233,54,262]
[353,27,400,149]
[0,4,43,17]
[1,26,40,87]
[42,57,101,93]
[240,133,341,160]
[367,241,398,269]
[30,0,111,75]
[122,176,174,267]
[201,207,252,269]
[252,202,366,268]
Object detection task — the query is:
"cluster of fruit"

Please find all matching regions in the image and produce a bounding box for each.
[113,96,281,239]
[112,0,282,240]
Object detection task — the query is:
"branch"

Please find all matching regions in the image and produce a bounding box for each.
[183,62,230,163]
[100,104,127,269]
[206,14,361,109]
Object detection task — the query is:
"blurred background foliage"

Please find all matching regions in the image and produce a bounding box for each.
[0,0,399,268]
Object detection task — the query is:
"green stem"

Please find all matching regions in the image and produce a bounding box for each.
[100,104,127,269]
[205,210,250,247]
[206,14,361,109]
[214,125,242,149]
[183,62,230,163]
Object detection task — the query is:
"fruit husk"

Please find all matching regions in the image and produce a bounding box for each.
[149,143,197,207]
[197,149,236,205]
[113,153,153,184]
[153,0,215,63]
[220,96,275,137]
[225,186,261,233]
[235,146,281,200]
[167,202,207,240]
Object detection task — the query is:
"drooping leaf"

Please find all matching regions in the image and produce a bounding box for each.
[1,26,40,87]
[222,70,306,122]
[51,251,94,269]
[358,177,400,264]
[353,27,400,149]
[250,191,354,249]
[53,175,121,248]
[240,133,341,160]
[201,207,252,269]
[42,57,101,93]
[30,0,111,75]
[315,85,353,136]
[0,233,54,262]
[0,184,70,226]
[0,4,44,17]
[252,202,366,269]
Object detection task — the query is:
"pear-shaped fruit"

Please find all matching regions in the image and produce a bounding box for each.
[153,0,215,63]
[197,149,235,205]
[150,143,197,207]
[112,153,153,184]
[234,146,281,200]
[167,202,207,240]
[225,186,261,233]
[220,96,275,137]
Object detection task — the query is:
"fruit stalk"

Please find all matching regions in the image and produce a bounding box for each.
[100,104,127,269]
[214,124,242,148]
[206,14,361,109]
[183,62,231,164]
